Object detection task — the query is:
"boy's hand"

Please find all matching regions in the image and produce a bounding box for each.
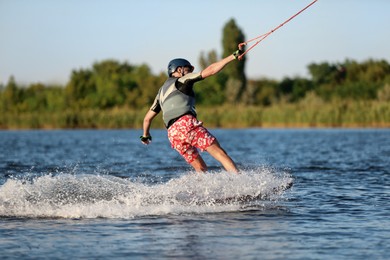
[140,135,152,145]
[233,43,246,60]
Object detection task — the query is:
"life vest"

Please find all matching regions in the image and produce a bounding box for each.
[158,77,197,127]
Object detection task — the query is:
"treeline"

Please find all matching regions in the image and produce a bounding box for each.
[198,58,390,105]
[0,60,166,112]
[0,58,389,129]
[2,17,389,129]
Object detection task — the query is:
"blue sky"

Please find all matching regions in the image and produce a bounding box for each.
[1,0,389,85]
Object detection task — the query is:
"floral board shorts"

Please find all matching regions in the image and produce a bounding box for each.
[167,115,216,163]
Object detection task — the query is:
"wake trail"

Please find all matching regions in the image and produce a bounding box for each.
[0,167,293,219]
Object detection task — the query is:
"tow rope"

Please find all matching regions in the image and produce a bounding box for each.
[237,0,318,60]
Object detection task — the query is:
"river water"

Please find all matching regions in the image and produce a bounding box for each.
[0,129,389,259]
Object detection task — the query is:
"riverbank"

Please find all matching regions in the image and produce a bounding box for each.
[1,99,389,130]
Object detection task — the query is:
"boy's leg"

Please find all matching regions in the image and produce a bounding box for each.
[190,155,208,172]
[206,140,239,173]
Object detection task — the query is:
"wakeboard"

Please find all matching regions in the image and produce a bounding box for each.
[175,179,293,206]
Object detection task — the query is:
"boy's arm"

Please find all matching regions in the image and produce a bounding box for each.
[200,55,235,79]
[200,47,243,79]
[141,109,158,145]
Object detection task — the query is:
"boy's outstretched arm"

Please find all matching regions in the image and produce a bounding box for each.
[200,47,243,79]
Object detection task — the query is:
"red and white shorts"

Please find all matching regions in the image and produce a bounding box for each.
[167,115,215,163]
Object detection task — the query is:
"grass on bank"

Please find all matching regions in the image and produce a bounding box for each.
[1,97,389,130]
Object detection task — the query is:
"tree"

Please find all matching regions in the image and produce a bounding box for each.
[92,60,134,108]
[199,50,218,70]
[308,59,390,101]
[197,50,227,105]
[2,76,20,111]
[307,62,340,86]
[222,18,247,104]
[65,68,96,108]
[243,79,278,106]
[21,83,47,111]
[126,63,162,108]
[44,86,66,112]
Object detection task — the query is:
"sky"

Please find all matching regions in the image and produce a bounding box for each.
[1,0,389,86]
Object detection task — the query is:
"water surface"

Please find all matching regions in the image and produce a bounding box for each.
[0,129,389,259]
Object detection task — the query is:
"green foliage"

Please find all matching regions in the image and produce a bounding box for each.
[196,50,227,105]
[307,59,390,101]
[242,79,278,106]
[308,62,341,85]
[196,73,227,106]
[377,83,390,102]
[197,18,247,105]
[1,58,389,129]
[199,50,218,70]
[65,68,96,108]
[1,17,389,129]
[1,76,21,111]
[222,18,247,104]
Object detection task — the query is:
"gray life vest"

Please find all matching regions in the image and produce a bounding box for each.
[158,77,197,127]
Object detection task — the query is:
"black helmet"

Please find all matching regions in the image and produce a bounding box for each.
[167,58,194,76]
